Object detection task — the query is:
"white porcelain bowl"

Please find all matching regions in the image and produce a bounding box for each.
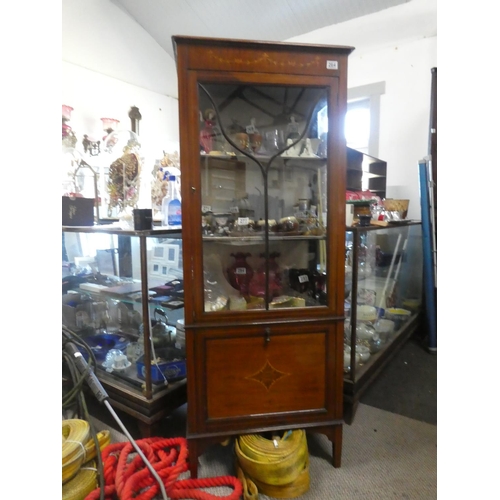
[355,322,377,341]
[355,345,371,364]
[357,305,377,322]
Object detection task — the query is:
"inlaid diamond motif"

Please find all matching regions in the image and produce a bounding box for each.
[246,359,290,391]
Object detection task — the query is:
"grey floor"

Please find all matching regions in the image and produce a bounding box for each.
[360,333,437,425]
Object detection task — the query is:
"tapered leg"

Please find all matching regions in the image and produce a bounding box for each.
[332,424,342,468]
[187,438,200,478]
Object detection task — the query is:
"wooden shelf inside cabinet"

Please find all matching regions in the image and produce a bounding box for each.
[174,34,354,478]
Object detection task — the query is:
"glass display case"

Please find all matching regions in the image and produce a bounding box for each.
[173,35,354,476]
[343,222,423,423]
[62,225,186,436]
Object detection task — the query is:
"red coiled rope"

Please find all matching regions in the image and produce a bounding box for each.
[85,437,242,500]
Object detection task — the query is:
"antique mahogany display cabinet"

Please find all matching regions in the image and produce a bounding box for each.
[172,35,354,476]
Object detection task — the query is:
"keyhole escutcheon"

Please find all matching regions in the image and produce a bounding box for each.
[265,327,271,343]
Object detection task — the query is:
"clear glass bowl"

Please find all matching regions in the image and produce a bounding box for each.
[102,349,124,370]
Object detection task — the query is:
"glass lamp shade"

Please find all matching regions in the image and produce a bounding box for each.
[101,117,120,132]
[62,105,74,121]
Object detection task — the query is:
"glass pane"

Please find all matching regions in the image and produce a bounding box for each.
[344,225,423,381]
[197,83,329,312]
[62,230,184,396]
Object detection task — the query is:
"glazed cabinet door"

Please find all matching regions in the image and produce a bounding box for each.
[180,73,347,324]
[188,321,344,434]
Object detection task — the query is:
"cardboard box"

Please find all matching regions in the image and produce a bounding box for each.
[62,196,95,226]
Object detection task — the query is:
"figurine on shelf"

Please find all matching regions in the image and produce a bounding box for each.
[246,118,262,153]
[299,138,318,158]
[286,114,300,141]
[245,118,259,135]
[281,138,301,157]
[200,108,224,153]
[200,109,215,153]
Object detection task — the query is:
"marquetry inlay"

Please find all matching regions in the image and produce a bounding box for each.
[245,358,290,391]
[208,51,321,69]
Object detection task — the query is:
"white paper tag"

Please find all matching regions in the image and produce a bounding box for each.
[237,217,249,226]
[298,274,309,283]
[326,60,338,70]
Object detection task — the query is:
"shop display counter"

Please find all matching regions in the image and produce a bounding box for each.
[343,222,423,423]
[62,225,186,436]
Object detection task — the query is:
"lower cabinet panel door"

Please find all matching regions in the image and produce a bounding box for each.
[205,331,328,419]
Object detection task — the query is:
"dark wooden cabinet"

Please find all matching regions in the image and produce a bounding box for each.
[172,35,354,477]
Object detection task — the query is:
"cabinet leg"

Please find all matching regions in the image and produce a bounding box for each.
[137,421,160,439]
[332,424,342,468]
[187,438,199,478]
[312,424,343,468]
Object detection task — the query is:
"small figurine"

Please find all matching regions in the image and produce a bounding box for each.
[199,108,225,153]
[286,115,300,141]
[200,109,216,153]
[281,138,301,157]
[281,139,293,157]
[245,118,259,135]
[299,138,318,158]
[246,118,262,153]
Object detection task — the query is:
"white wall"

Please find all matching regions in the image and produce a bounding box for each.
[287,0,437,220]
[62,0,178,98]
[62,0,436,220]
[349,37,436,219]
[62,0,180,208]
[62,61,179,168]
